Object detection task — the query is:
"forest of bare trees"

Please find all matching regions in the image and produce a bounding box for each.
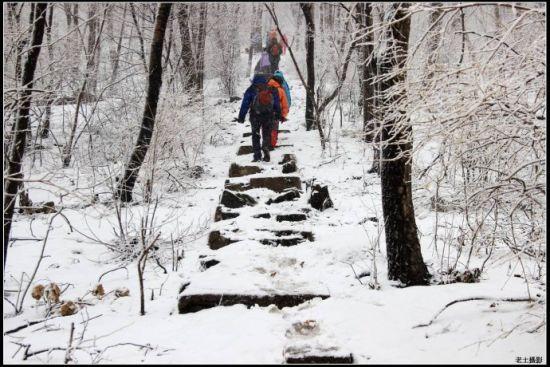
[3,2,545,364]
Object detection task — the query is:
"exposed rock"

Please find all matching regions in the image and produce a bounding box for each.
[200,259,220,270]
[207,230,239,250]
[179,282,190,294]
[359,216,379,224]
[220,190,257,209]
[267,189,301,205]
[284,344,354,364]
[224,182,251,191]
[249,176,301,193]
[256,230,314,247]
[438,268,481,285]
[115,287,130,298]
[253,213,271,219]
[188,166,205,179]
[225,176,301,193]
[276,213,307,222]
[279,154,297,164]
[228,163,262,178]
[282,160,297,173]
[179,293,329,314]
[259,237,306,247]
[229,96,242,102]
[237,146,254,155]
[308,185,333,211]
[286,320,319,338]
[214,206,240,221]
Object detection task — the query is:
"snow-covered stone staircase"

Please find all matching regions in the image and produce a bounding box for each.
[178,128,353,363]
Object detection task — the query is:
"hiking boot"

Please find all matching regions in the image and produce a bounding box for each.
[252,157,261,162]
[262,147,270,162]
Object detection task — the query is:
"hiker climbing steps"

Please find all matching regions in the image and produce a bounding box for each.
[178,123,353,363]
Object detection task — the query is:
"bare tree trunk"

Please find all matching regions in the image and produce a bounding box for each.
[295,4,303,52]
[129,3,149,73]
[63,3,72,28]
[356,3,376,142]
[4,3,48,268]
[380,3,430,286]
[8,3,24,85]
[163,15,174,71]
[253,5,263,53]
[194,3,207,92]
[110,4,127,83]
[425,3,443,83]
[62,7,108,168]
[41,3,55,138]
[176,3,194,88]
[494,4,502,30]
[85,4,98,98]
[117,3,172,202]
[300,3,315,131]
[369,5,387,175]
[72,4,79,26]
[247,4,259,77]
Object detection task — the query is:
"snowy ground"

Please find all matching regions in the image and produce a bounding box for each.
[3,55,546,364]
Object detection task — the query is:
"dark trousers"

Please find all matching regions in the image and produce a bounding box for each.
[251,118,273,160]
[270,56,280,73]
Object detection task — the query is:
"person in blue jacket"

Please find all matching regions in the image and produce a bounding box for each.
[273,70,291,108]
[236,74,281,162]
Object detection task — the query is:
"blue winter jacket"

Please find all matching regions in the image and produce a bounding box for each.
[238,75,281,122]
[274,70,291,107]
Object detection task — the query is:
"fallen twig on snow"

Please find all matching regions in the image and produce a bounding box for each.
[4,315,62,335]
[413,296,534,328]
[97,266,128,283]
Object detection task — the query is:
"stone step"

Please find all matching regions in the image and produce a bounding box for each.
[237,145,294,155]
[228,163,262,178]
[243,129,291,137]
[207,230,239,250]
[207,229,314,250]
[276,213,307,222]
[200,259,220,270]
[266,189,300,205]
[284,344,354,364]
[220,190,257,209]
[225,176,301,193]
[251,213,307,222]
[214,206,240,221]
[179,293,329,314]
[237,145,254,155]
[279,154,297,164]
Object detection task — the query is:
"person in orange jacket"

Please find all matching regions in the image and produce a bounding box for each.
[267,73,289,149]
